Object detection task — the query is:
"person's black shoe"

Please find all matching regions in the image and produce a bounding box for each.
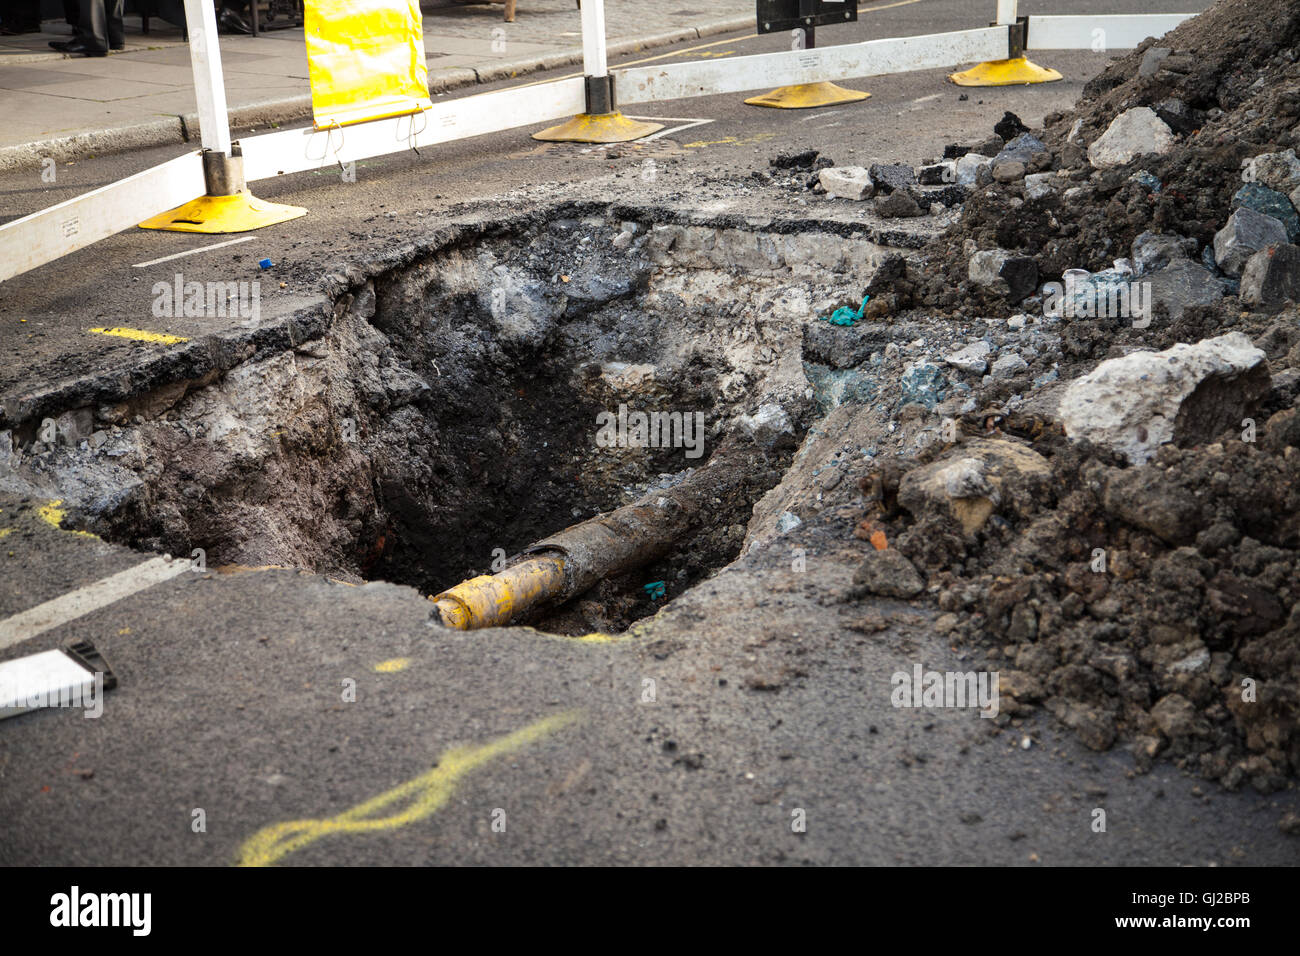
[218,8,252,34]
[59,39,107,56]
[49,38,75,50]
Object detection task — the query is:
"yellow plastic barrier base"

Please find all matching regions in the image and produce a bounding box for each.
[744,81,870,109]
[531,112,664,144]
[138,192,308,234]
[949,57,1063,87]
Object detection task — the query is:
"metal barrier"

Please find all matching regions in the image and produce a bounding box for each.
[0,0,1197,284]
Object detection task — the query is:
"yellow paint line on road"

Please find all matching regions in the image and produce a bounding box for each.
[89,327,190,345]
[235,710,581,866]
[683,131,778,148]
[373,658,411,673]
[37,500,98,539]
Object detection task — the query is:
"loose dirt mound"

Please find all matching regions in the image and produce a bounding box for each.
[821,0,1300,790]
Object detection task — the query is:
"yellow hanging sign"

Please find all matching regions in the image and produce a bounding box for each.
[304,0,433,129]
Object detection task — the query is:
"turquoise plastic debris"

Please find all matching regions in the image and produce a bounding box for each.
[643,581,666,601]
[817,295,870,327]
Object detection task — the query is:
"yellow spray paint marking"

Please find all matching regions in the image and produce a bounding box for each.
[683,132,778,149]
[373,657,410,673]
[89,327,190,345]
[573,632,617,644]
[235,710,580,867]
[36,500,98,539]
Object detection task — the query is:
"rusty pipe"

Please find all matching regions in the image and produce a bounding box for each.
[431,448,748,630]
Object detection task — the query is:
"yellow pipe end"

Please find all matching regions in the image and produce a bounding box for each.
[431,556,567,630]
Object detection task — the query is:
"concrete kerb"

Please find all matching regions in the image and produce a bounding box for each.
[0,15,755,175]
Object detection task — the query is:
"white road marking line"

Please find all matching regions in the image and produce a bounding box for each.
[799,109,844,123]
[635,117,715,144]
[132,235,255,269]
[0,556,192,652]
[577,116,715,154]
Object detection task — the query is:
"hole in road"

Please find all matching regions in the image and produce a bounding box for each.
[63,210,885,633]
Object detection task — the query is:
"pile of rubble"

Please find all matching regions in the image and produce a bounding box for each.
[792,0,1300,790]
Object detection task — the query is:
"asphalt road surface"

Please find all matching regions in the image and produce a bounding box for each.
[7,0,1289,868]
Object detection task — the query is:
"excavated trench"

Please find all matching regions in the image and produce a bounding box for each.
[50,212,887,632]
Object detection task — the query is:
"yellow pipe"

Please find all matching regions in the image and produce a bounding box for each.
[432,554,567,630]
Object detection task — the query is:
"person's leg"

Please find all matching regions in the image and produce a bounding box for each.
[48,0,83,48]
[77,0,108,52]
[107,0,123,48]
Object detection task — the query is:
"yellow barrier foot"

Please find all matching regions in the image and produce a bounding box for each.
[949,57,1062,87]
[532,112,663,144]
[139,192,308,234]
[744,81,870,109]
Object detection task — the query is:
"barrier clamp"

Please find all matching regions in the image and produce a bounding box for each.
[950,0,1062,86]
[746,0,870,108]
[139,0,306,232]
[533,0,663,143]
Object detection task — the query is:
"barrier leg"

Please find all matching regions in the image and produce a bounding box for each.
[744,0,869,109]
[949,0,1061,86]
[532,0,662,143]
[140,0,306,233]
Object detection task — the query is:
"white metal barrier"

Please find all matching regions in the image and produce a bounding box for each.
[617,27,1007,105]
[1026,14,1193,50]
[0,0,1198,285]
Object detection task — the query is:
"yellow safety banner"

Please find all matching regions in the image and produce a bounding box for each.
[304,0,433,129]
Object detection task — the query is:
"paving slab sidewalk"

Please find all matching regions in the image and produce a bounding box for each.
[0,0,753,172]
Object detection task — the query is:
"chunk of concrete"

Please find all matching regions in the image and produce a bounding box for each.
[1131,231,1192,276]
[819,166,875,201]
[990,352,1029,380]
[738,403,795,447]
[969,249,1037,302]
[1231,183,1300,242]
[897,439,1052,535]
[944,340,992,374]
[993,161,1026,183]
[955,152,993,186]
[1058,332,1270,464]
[1088,108,1177,168]
[869,162,916,193]
[1023,173,1056,200]
[994,133,1048,166]
[1240,244,1300,309]
[1243,148,1300,195]
[1213,207,1290,276]
[969,249,1009,286]
[1147,259,1226,321]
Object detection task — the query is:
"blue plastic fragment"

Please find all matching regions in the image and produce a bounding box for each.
[258,258,273,269]
[643,581,666,601]
[1130,170,1162,192]
[817,295,871,327]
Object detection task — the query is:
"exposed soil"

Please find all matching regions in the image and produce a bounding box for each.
[795,0,1300,790]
